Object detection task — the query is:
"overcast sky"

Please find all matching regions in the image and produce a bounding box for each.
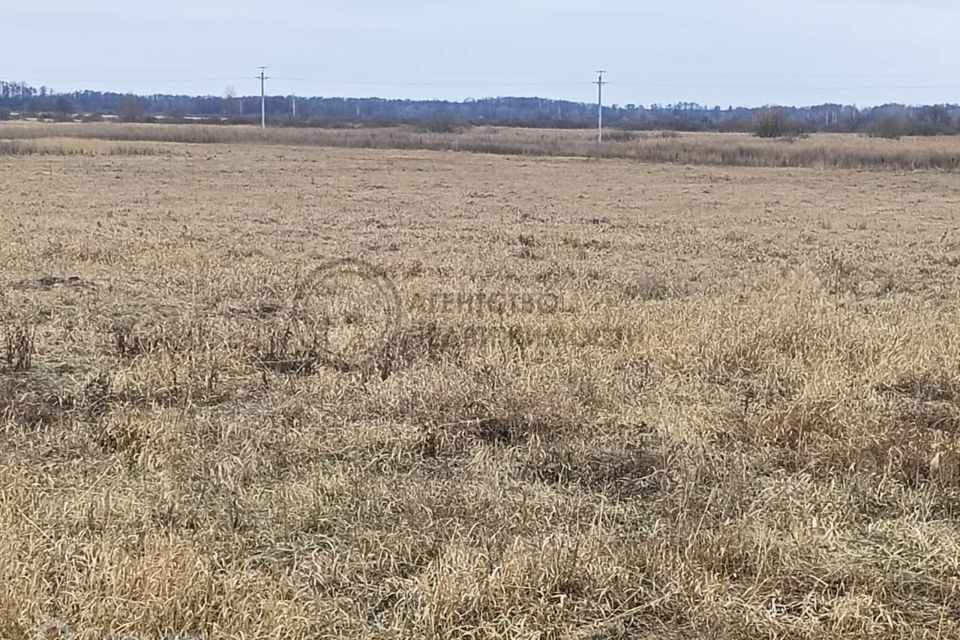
[3,0,958,107]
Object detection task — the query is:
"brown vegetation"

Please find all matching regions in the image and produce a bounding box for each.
[4,121,960,170]
[2,132,960,638]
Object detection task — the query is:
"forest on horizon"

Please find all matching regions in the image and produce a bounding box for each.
[2,80,959,137]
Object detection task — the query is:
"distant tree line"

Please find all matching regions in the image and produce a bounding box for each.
[2,80,959,138]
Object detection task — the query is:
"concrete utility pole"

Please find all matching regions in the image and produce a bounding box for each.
[292,95,297,119]
[257,66,269,129]
[595,71,607,142]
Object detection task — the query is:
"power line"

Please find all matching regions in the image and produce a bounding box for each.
[270,77,587,87]
[611,82,960,90]
[6,77,251,84]
[11,66,960,80]
[269,76,960,91]
[269,67,596,77]
[0,68,254,74]
[607,70,960,79]
[8,65,960,90]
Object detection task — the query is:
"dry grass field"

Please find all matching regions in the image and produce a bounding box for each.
[3,127,960,639]
[4,121,960,171]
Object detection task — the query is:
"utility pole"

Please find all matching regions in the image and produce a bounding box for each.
[256,66,269,129]
[291,95,297,119]
[595,71,607,143]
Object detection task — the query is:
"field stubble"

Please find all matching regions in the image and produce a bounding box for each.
[2,134,960,639]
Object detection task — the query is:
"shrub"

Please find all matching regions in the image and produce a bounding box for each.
[867,117,908,140]
[602,129,636,142]
[717,117,754,133]
[920,105,953,132]
[55,96,73,118]
[754,108,793,138]
[118,96,146,122]
[416,118,469,134]
[0,108,10,121]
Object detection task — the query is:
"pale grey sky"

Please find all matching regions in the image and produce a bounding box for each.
[3,0,958,107]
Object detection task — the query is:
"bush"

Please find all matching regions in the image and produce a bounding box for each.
[717,117,754,133]
[867,117,908,140]
[0,108,10,121]
[55,96,73,117]
[602,129,636,142]
[118,96,146,122]
[920,105,953,132]
[416,118,469,134]
[753,108,802,138]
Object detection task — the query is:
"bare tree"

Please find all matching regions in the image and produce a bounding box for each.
[118,95,145,122]
[224,86,239,117]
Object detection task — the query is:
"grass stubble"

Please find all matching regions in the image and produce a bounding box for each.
[1,124,960,639]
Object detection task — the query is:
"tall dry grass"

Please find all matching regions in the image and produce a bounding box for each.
[3,121,960,170]
[2,143,960,639]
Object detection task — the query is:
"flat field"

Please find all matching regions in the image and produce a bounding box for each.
[2,130,960,639]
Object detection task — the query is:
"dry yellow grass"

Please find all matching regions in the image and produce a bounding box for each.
[2,129,960,639]
[4,121,960,170]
